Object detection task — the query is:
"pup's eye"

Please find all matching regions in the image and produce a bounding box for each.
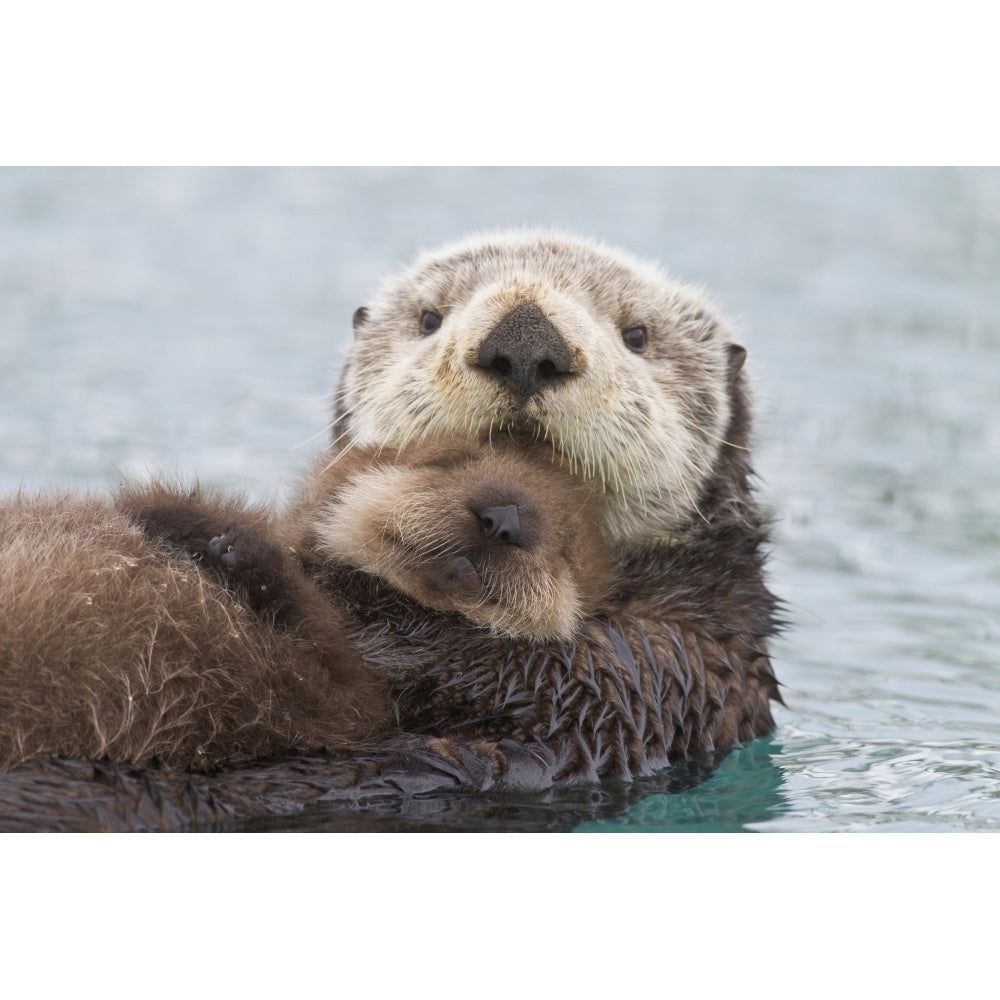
[622,326,647,353]
[420,311,443,335]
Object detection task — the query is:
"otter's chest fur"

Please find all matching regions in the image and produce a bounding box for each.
[327,526,781,786]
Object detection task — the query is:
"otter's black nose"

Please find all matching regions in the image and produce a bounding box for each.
[479,504,521,546]
[476,303,572,402]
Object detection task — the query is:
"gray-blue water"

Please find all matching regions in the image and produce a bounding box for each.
[2,167,998,832]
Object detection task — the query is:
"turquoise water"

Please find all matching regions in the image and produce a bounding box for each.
[1,167,998,831]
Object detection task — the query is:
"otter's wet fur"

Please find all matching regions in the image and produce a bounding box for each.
[0,230,782,830]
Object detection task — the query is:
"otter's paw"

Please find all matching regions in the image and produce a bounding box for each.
[206,532,239,571]
[204,527,293,617]
[419,554,483,602]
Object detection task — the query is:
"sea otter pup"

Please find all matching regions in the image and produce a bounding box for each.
[0,440,614,772]
[0,230,781,828]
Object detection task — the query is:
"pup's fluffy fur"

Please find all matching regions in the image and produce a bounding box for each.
[0,441,613,771]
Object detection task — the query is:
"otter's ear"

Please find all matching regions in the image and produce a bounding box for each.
[726,343,747,384]
[352,307,370,333]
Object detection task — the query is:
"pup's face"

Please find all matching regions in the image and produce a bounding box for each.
[309,444,614,641]
[336,231,743,546]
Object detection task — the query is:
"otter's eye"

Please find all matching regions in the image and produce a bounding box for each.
[622,326,647,353]
[419,310,443,335]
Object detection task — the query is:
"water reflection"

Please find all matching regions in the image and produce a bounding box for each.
[576,738,789,833]
[0,743,744,833]
[224,750,770,833]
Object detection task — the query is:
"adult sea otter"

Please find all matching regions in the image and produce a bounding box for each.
[0,231,781,830]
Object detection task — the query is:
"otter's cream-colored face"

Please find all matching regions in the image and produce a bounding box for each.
[335,232,740,546]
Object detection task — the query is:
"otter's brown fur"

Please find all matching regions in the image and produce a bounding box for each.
[0,441,614,772]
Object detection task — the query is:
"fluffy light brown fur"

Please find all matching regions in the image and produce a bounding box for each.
[285,440,616,641]
[0,486,385,771]
[0,440,614,772]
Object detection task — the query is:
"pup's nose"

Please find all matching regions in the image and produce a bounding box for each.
[479,504,521,546]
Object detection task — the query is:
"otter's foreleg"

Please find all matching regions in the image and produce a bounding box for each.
[127,493,372,686]
[126,493,322,630]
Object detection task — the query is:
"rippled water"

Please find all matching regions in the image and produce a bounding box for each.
[2,166,998,832]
